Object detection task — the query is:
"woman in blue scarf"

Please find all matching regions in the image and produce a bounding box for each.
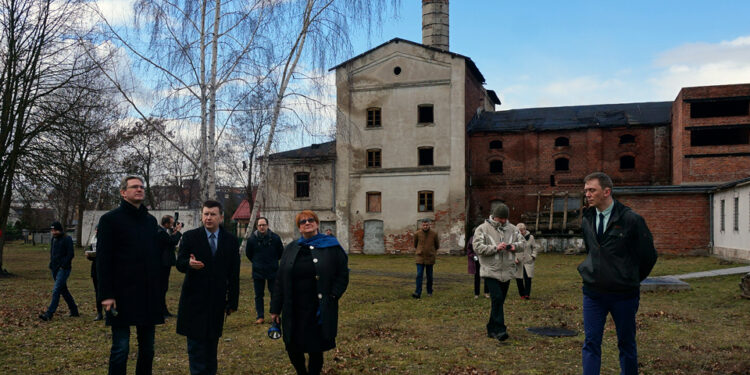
[270,210,349,375]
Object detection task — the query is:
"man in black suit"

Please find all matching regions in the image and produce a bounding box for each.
[176,200,240,375]
[158,214,183,318]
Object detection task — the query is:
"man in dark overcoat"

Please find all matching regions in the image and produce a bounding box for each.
[158,214,183,317]
[245,216,283,324]
[176,200,240,375]
[97,175,164,375]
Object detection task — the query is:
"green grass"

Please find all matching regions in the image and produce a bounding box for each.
[1,242,748,374]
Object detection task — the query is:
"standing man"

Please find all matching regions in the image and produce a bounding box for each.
[97,175,164,375]
[158,215,183,318]
[412,218,439,299]
[176,200,240,375]
[579,172,657,375]
[39,221,79,321]
[472,203,526,342]
[245,217,283,324]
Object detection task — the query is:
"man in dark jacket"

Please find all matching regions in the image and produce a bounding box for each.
[97,175,165,375]
[578,172,658,375]
[412,218,439,299]
[39,221,78,321]
[176,200,240,375]
[245,217,283,324]
[158,214,183,318]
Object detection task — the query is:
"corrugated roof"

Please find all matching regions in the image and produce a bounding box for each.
[268,141,336,160]
[468,101,673,134]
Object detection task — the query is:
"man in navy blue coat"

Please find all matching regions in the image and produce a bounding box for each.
[39,221,78,321]
[245,216,283,324]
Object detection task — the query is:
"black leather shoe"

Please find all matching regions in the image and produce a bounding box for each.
[411,293,420,299]
[39,313,52,321]
[164,311,174,317]
[94,313,103,321]
[496,332,509,342]
[68,311,80,317]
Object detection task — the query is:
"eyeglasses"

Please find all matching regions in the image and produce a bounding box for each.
[127,185,145,190]
[298,218,316,225]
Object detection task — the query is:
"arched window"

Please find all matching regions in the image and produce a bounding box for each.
[490,160,503,174]
[555,137,569,147]
[489,140,503,149]
[620,155,635,170]
[554,157,569,171]
[619,134,635,144]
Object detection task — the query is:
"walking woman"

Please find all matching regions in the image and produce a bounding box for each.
[270,210,349,375]
[514,223,538,299]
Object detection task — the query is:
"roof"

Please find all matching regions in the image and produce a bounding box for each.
[231,199,255,221]
[467,101,673,134]
[613,185,717,195]
[268,141,336,160]
[712,176,750,191]
[487,90,501,106]
[329,38,486,84]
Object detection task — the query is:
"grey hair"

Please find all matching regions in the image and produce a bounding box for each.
[119,175,145,192]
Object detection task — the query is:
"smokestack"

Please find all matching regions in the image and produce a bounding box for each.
[422,0,449,51]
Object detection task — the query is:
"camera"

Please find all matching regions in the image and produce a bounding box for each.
[174,212,183,228]
[504,244,513,251]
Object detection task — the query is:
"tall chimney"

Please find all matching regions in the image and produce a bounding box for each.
[422,0,449,51]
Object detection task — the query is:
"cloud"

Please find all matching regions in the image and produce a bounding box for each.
[95,0,134,27]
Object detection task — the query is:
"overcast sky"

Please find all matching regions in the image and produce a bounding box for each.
[349,1,750,110]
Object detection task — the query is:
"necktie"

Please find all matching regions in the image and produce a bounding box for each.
[209,233,217,255]
[597,213,605,241]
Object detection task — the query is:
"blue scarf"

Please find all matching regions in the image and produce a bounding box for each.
[297,233,341,248]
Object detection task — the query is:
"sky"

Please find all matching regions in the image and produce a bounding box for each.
[348,1,750,110]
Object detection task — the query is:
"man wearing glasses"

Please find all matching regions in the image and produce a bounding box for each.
[97,175,164,375]
[245,217,284,324]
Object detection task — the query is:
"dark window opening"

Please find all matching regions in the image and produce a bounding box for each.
[619,134,636,144]
[367,192,382,212]
[489,140,503,149]
[366,107,381,128]
[295,173,310,198]
[549,174,556,187]
[418,104,434,124]
[554,158,569,171]
[489,160,503,174]
[418,191,434,212]
[734,197,739,231]
[690,99,749,118]
[690,127,750,146]
[720,199,725,231]
[620,155,635,170]
[418,147,434,166]
[555,137,570,147]
[367,149,381,168]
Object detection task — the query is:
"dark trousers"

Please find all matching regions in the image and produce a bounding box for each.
[287,350,323,375]
[187,336,220,375]
[415,263,433,296]
[91,262,102,314]
[109,325,155,375]
[485,278,510,336]
[46,268,77,316]
[515,267,532,297]
[160,266,172,314]
[473,260,489,296]
[253,277,275,319]
[582,289,640,375]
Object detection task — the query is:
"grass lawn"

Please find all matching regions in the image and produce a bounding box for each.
[1,241,748,374]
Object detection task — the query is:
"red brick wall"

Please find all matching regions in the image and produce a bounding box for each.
[616,194,710,255]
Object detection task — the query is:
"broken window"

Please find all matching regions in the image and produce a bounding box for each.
[555,137,569,147]
[619,134,635,144]
[489,140,503,149]
[418,104,434,124]
[554,157,569,171]
[367,149,381,168]
[418,147,434,166]
[418,191,434,212]
[490,160,503,174]
[295,173,309,198]
[620,155,635,170]
[690,99,749,118]
[367,192,382,212]
[690,126,750,146]
[367,107,382,128]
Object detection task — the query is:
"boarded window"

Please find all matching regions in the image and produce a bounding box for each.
[418,147,434,166]
[367,149,381,168]
[367,107,381,128]
[295,173,309,198]
[690,126,750,146]
[720,199,725,232]
[690,99,749,118]
[418,104,434,124]
[490,160,503,173]
[554,157,569,171]
[418,191,434,212]
[367,192,382,212]
[619,134,636,144]
[620,155,635,170]
[489,140,503,149]
[734,197,739,231]
[555,137,569,147]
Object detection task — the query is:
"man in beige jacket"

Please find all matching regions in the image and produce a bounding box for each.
[472,203,526,341]
[412,218,439,299]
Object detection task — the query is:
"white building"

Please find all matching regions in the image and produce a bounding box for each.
[712,177,750,262]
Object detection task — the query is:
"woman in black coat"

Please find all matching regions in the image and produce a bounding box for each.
[270,210,349,375]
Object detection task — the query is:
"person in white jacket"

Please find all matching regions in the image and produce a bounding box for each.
[514,223,538,300]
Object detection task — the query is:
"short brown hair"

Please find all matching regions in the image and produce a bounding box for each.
[119,175,144,192]
[161,215,174,226]
[584,172,613,190]
[295,210,319,227]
